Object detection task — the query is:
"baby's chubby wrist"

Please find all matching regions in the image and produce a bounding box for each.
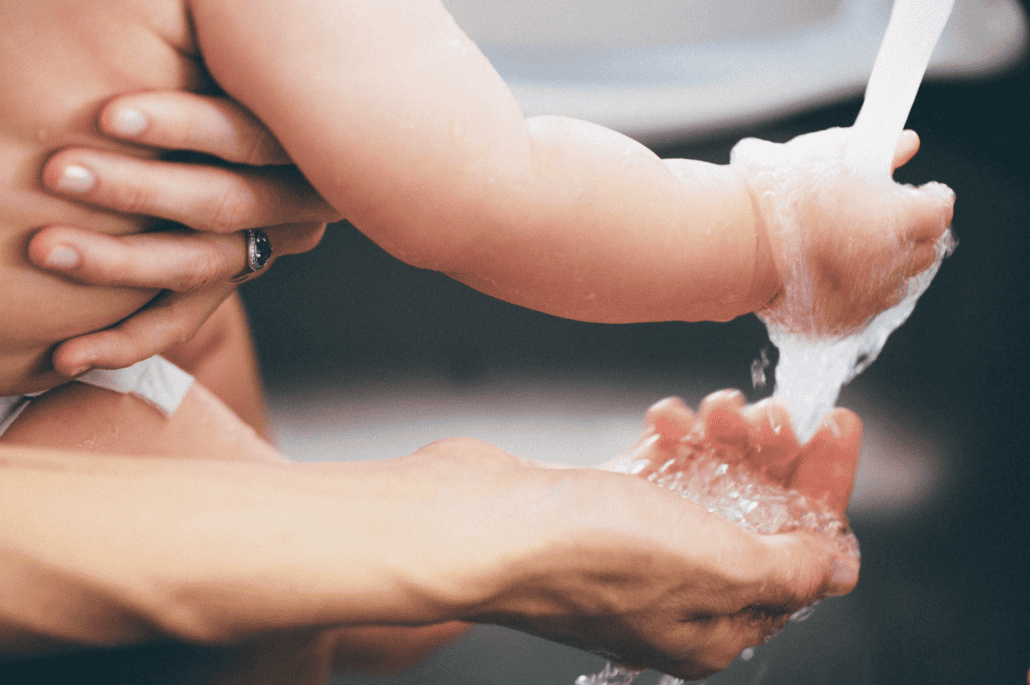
[728,164,784,313]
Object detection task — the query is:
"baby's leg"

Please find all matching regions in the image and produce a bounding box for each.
[0,378,280,464]
[162,294,272,440]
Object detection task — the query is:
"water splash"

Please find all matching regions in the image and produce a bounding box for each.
[575,662,640,685]
[579,3,955,682]
[765,229,952,441]
[574,664,687,685]
[576,425,859,685]
[761,0,957,440]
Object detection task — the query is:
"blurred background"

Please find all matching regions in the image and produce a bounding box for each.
[233,1,1028,683]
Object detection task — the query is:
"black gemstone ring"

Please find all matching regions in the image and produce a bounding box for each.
[229,229,272,283]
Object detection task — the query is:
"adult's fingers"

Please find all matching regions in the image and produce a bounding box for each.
[659,527,859,680]
[30,226,248,292]
[739,399,803,482]
[29,222,325,291]
[641,396,698,446]
[99,90,292,166]
[755,529,860,606]
[51,286,236,376]
[697,389,749,450]
[41,147,341,233]
[788,408,863,515]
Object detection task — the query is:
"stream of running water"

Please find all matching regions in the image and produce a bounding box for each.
[576,1,956,682]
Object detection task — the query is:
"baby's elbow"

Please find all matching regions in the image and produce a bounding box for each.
[355,212,479,274]
[138,593,250,647]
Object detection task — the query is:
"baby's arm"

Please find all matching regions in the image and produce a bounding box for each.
[190,0,951,329]
[189,0,777,324]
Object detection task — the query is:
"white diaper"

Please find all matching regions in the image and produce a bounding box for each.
[0,356,194,437]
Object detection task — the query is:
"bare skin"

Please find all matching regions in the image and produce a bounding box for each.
[11,91,864,678]
[0,0,904,680]
[28,91,340,376]
[730,127,954,335]
[2,0,950,382]
[0,387,861,682]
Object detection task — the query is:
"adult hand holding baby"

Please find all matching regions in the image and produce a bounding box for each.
[30,91,341,376]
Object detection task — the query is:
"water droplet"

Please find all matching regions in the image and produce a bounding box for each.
[751,348,770,389]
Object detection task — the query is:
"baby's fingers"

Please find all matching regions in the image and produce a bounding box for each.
[890,130,921,172]
[897,181,955,244]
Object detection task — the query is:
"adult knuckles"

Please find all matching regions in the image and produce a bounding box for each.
[157,299,211,348]
[754,535,831,609]
[666,640,742,681]
[172,248,237,291]
[274,223,328,256]
[109,175,159,217]
[242,125,290,166]
[72,237,138,285]
[204,180,259,233]
[294,223,328,253]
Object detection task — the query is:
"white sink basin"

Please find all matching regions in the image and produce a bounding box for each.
[270,375,951,519]
[442,0,1027,144]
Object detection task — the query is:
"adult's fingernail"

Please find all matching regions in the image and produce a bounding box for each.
[44,245,81,270]
[57,164,96,193]
[110,108,148,137]
[821,413,841,438]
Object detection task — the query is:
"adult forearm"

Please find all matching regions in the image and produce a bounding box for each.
[0,447,475,655]
[0,417,860,680]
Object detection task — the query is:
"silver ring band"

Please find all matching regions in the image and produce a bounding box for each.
[229,229,272,283]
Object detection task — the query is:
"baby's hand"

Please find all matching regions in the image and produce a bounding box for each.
[730,128,954,335]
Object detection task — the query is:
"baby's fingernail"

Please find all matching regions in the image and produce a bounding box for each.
[110,108,148,137]
[826,558,859,596]
[68,365,92,378]
[44,244,81,270]
[57,164,96,193]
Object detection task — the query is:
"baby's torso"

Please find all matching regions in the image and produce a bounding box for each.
[0,0,207,394]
